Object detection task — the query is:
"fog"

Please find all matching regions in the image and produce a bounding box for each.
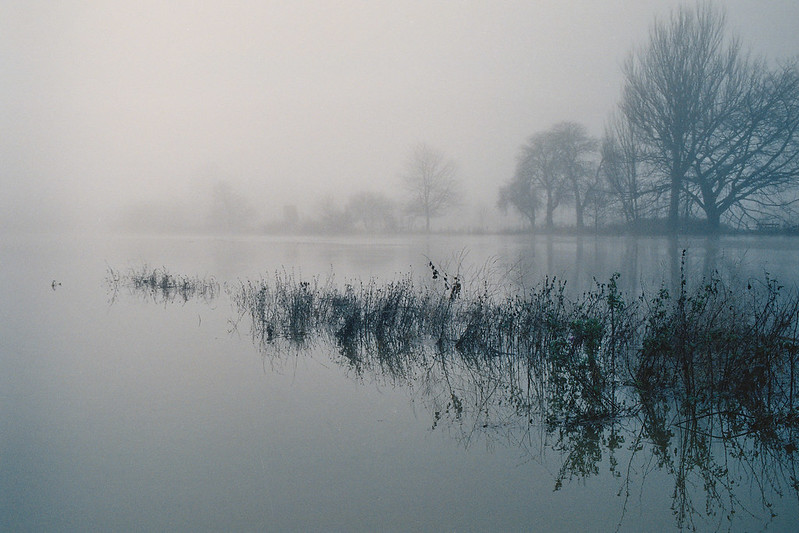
[3,1,798,233]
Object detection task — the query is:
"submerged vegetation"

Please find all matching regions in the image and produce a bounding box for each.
[230,258,799,529]
[107,265,220,304]
[109,257,799,529]
[230,257,799,426]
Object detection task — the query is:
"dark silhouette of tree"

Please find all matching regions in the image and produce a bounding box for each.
[550,122,599,230]
[402,143,459,233]
[621,3,735,232]
[583,169,609,231]
[686,61,799,229]
[601,111,658,224]
[504,123,598,230]
[497,163,541,229]
[620,2,799,232]
[513,130,567,230]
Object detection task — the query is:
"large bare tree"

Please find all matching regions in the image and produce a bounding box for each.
[686,61,799,229]
[402,143,459,233]
[515,130,566,230]
[621,2,799,232]
[497,169,540,229]
[621,2,736,231]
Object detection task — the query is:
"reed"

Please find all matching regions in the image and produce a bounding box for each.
[228,259,799,431]
[111,258,799,528]
[110,259,799,434]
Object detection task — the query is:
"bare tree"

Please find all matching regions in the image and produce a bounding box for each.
[621,2,799,232]
[497,159,541,229]
[345,191,399,233]
[313,197,352,234]
[504,123,597,231]
[514,131,568,230]
[685,60,799,230]
[601,111,658,224]
[583,168,610,231]
[550,122,599,230]
[402,143,459,233]
[208,180,255,233]
[621,2,736,232]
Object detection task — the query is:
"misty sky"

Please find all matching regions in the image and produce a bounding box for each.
[3,1,799,231]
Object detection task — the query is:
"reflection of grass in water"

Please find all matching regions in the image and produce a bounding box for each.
[636,254,799,429]
[109,260,799,433]
[107,265,220,304]
[111,258,799,529]
[232,259,799,426]
[228,259,799,528]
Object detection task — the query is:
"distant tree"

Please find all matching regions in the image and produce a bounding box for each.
[513,130,567,230]
[315,197,352,234]
[582,168,610,232]
[507,123,598,231]
[345,192,399,233]
[282,205,299,229]
[402,143,459,233]
[621,3,799,232]
[208,180,255,232]
[497,165,541,229]
[550,122,599,230]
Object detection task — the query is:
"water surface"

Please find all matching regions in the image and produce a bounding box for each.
[2,233,797,531]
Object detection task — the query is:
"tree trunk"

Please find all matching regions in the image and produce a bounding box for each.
[668,167,681,233]
[526,211,536,230]
[705,205,721,233]
[573,186,584,230]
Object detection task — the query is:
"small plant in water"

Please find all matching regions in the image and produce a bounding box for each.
[107,265,219,304]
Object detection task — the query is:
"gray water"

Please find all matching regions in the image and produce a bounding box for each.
[2,233,798,532]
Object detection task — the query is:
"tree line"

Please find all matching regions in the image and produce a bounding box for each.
[125,3,798,236]
[273,142,461,235]
[500,2,799,233]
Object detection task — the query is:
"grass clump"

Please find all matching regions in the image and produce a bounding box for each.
[112,258,799,434]
[111,257,799,529]
[107,265,219,304]
[229,258,799,432]
[636,254,799,426]
[231,270,433,359]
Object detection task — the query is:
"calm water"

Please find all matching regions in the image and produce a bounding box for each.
[2,233,798,532]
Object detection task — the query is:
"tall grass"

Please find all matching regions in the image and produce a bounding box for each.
[111,258,799,528]
[636,255,799,426]
[228,260,799,528]
[110,260,799,434]
[229,258,799,427]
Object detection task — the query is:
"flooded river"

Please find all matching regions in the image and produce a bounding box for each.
[2,233,798,531]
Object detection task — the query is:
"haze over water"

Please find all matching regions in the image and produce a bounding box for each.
[3,1,799,232]
[3,233,799,531]
[4,2,799,531]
